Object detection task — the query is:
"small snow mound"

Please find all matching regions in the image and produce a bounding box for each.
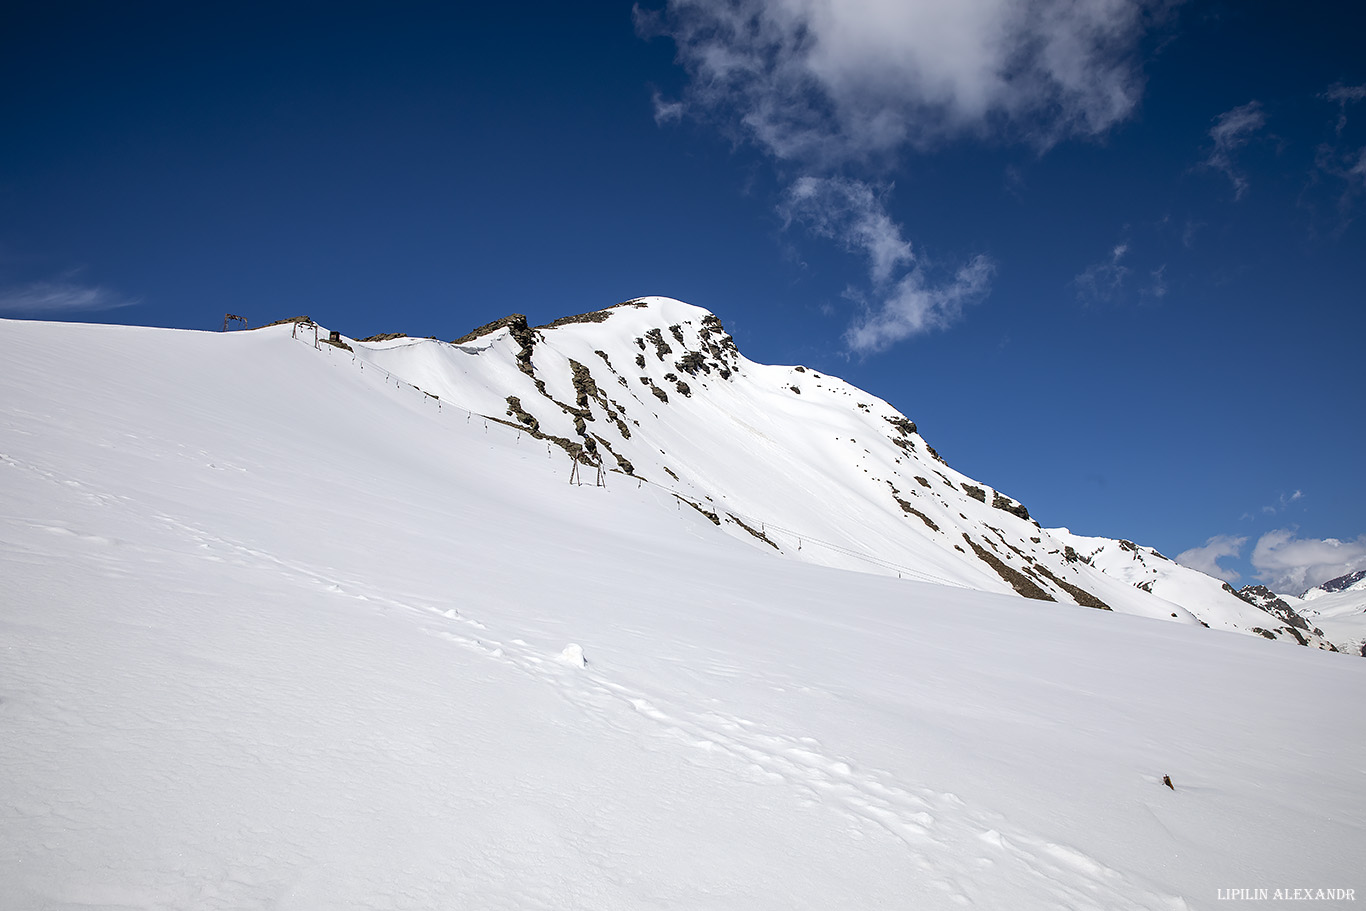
[558,643,587,668]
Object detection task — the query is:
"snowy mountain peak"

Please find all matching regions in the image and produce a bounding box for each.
[1302,569,1366,600]
[344,298,1339,653]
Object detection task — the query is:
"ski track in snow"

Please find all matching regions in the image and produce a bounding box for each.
[37,462,1184,911]
[5,444,1185,908]
[426,624,1188,911]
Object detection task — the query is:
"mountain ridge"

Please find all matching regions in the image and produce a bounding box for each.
[321,296,1338,652]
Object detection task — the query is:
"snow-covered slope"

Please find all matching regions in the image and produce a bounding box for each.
[347,297,1332,650]
[2,315,1362,909]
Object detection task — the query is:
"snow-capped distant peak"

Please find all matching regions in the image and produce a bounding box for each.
[1301,569,1366,601]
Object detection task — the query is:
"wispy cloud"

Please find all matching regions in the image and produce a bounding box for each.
[1145,264,1168,299]
[1251,529,1366,594]
[1176,534,1247,584]
[844,254,996,354]
[650,89,685,126]
[781,177,913,284]
[640,0,1173,351]
[1313,83,1366,226]
[1180,218,1202,249]
[780,177,994,352]
[1258,489,1304,516]
[0,277,138,316]
[1072,242,1130,303]
[1204,100,1266,200]
[1322,82,1366,135]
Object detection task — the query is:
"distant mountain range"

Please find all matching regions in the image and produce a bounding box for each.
[1255,571,1366,656]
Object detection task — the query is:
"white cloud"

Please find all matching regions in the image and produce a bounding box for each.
[641,0,1172,351]
[1072,242,1130,302]
[844,254,995,353]
[1251,529,1366,595]
[0,278,137,316]
[1176,534,1247,584]
[1204,101,1265,200]
[642,0,1173,166]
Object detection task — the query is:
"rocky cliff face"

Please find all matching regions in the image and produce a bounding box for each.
[348,296,1338,652]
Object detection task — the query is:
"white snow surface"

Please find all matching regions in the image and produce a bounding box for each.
[2,313,1363,909]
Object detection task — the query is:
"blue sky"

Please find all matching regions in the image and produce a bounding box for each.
[3,1,1363,592]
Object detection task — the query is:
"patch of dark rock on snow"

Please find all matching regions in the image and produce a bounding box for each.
[639,376,669,403]
[1063,546,1092,565]
[454,313,531,346]
[991,492,1031,521]
[962,484,987,503]
[505,396,540,433]
[568,359,605,412]
[533,299,649,332]
[675,351,709,376]
[1231,584,1313,631]
[1030,563,1112,610]
[885,415,917,436]
[535,310,612,330]
[500,399,592,464]
[455,313,540,378]
[676,496,721,525]
[729,514,779,549]
[590,434,635,475]
[644,328,673,361]
[964,535,1055,602]
[893,497,939,531]
[254,315,315,330]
